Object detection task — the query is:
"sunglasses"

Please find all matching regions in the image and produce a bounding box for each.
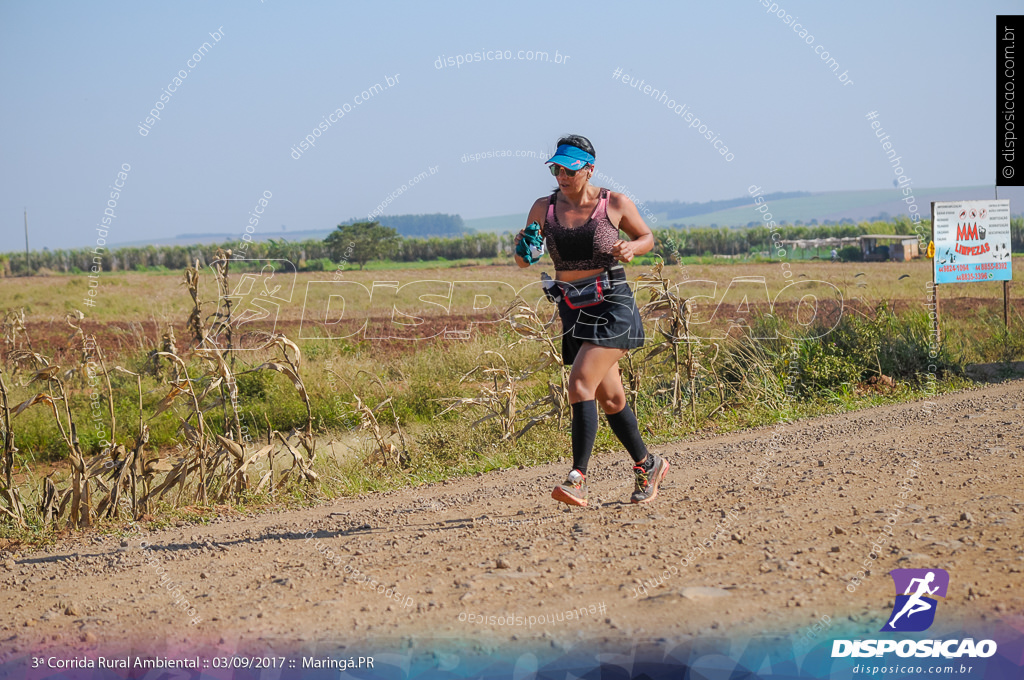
[548,164,587,177]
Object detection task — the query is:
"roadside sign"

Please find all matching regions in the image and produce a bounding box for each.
[932,200,1012,284]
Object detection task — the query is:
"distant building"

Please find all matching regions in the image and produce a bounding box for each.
[779,235,921,261]
[860,234,920,262]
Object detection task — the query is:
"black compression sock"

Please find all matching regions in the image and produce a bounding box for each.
[606,403,650,465]
[571,400,599,475]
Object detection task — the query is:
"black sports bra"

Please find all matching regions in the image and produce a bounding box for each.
[543,189,619,271]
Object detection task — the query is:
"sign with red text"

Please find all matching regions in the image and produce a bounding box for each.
[932,200,1012,283]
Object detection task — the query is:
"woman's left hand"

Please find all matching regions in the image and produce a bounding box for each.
[611,239,636,263]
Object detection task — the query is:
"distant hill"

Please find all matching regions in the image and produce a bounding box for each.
[658,185,1024,227]
[646,191,812,221]
[463,186,1024,233]
[106,185,1024,249]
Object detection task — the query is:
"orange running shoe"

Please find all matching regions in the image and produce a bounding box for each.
[551,469,587,507]
[631,454,669,504]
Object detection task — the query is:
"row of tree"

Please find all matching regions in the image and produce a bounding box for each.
[5,217,1024,276]
[344,213,470,238]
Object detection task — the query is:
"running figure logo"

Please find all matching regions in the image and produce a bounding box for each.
[880,568,949,632]
[208,259,297,351]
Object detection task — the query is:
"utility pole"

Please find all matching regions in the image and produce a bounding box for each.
[23,208,29,275]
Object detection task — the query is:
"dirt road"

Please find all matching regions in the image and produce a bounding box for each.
[1,381,1022,659]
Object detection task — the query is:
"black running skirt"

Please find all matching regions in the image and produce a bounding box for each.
[558,279,645,365]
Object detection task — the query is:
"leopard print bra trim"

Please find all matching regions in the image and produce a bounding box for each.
[544,189,620,271]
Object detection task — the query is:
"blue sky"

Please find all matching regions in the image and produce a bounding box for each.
[0,0,1015,251]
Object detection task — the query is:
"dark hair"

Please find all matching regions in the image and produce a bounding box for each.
[556,134,595,160]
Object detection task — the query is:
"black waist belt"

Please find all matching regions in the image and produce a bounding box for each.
[553,266,628,309]
[558,266,627,289]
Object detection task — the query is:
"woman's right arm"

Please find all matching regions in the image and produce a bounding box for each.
[513,197,550,268]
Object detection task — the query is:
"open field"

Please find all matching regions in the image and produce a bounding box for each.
[3,258,1022,341]
[0,256,1018,473]
[0,256,1017,544]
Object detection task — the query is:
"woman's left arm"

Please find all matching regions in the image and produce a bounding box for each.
[609,192,654,263]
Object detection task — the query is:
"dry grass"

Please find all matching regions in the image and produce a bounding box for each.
[0,255,1017,536]
[3,259,1019,328]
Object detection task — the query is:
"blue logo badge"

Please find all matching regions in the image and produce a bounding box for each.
[881,569,949,632]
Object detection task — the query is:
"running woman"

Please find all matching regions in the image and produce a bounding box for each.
[514,134,669,506]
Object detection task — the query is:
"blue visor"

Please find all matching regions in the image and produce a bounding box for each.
[546,144,595,170]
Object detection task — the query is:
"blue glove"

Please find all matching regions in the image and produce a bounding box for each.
[516,221,545,265]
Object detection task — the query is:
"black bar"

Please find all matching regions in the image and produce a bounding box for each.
[998,15,1024,186]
